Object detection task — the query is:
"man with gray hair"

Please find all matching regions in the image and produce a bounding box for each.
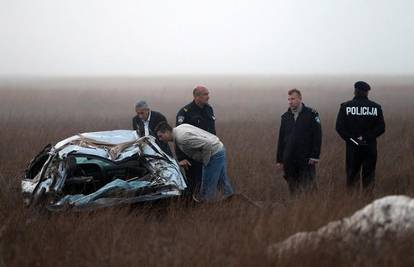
[132,100,172,156]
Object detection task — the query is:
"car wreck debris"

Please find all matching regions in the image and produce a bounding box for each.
[21,130,187,211]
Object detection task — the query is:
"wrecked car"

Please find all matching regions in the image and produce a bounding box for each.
[21,130,187,211]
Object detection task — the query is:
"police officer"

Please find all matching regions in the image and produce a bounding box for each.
[336,81,385,192]
[176,85,216,196]
[276,89,322,195]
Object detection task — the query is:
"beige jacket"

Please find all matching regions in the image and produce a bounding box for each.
[173,124,223,166]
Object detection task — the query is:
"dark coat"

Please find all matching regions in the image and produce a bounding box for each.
[336,96,385,145]
[132,110,172,156]
[176,101,216,135]
[276,104,322,164]
[175,101,216,161]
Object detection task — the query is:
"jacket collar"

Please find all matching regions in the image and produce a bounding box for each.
[143,110,152,123]
[172,128,178,144]
[353,96,368,100]
[191,100,209,110]
[287,103,306,114]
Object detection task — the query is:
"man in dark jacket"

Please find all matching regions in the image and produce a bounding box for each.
[336,81,385,192]
[132,100,172,156]
[176,85,216,197]
[276,89,322,195]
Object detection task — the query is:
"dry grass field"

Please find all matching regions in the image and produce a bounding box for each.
[0,75,413,266]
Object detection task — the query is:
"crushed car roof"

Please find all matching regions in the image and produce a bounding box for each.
[22,130,187,211]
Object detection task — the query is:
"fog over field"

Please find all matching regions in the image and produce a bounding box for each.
[2,1,414,76]
[1,76,413,266]
[1,1,414,266]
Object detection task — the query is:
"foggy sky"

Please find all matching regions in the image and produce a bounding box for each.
[1,0,413,76]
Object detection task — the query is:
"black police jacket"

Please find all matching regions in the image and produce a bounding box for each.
[176,101,216,134]
[132,110,172,156]
[276,104,322,164]
[175,101,216,161]
[335,96,385,144]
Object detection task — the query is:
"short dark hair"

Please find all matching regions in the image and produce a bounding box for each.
[155,121,172,134]
[288,88,302,97]
[354,88,368,97]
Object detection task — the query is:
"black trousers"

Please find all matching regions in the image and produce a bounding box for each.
[346,143,377,191]
[283,160,317,195]
[183,159,203,197]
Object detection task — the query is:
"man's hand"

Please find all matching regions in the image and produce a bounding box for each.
[178,159,191,171]
[357,136,368,146]
[308,159,319,165]
[276,163,283,170]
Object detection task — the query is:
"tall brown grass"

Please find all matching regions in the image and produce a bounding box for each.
[0,76,413,266]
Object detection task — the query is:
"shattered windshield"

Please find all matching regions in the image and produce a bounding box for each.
[74,156,113,168]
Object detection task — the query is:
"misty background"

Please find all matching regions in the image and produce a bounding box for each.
[0,0,413,77]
